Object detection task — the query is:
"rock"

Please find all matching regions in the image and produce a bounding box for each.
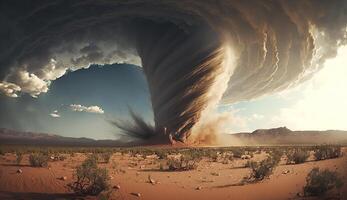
[211,172,220,176]
[196,186,203,190]
[113,185,121,190]
[60,176,67,181]
[17,169,22,173]
[282,170,290,175]
[148,175,156,184]
[131,192,141,197]
[140,165,146,169]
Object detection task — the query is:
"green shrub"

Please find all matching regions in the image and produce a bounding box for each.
[29,153,49,167]
[69,155,109,195]
[286,149,309,164]
[304,168,343,196]
[16,152,23,165]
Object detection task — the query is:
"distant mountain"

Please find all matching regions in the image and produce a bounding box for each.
[0,128,132,147]
[1,127,347,147]
[230,127,347,145]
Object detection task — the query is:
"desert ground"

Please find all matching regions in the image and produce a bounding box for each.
[0,146,346,200]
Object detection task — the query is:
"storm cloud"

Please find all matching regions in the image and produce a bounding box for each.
[0,0,346,142]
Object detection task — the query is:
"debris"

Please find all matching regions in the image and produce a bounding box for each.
[282,170,290,175]
[131,192,141,197]
[196,186,203,190]
[113,185,121,190]
[60,176,67,181]
[148,175,156,185]
[17,169,22,173]
[241,155,251,160]
[211,172,220,176]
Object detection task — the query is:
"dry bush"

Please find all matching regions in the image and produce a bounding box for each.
[29,153,49,167]
[16,152,23,165]
[164,155,199,171]
[286,149,309,164]
[314,146,341,161]
[304,167,343,196]
[100,152,112,163]
[69,154,109,195]
[247,156,279,181]
[155,150,167,159]
[50,154,66,161]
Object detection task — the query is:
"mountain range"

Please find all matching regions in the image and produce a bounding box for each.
[1,127,347,146]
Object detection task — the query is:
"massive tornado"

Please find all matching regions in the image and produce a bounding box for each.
[0,1,346,143]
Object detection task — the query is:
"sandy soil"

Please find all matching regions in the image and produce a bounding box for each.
[0,148,346,200]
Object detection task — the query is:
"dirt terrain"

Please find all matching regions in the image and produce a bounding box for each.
[0,147,346,200]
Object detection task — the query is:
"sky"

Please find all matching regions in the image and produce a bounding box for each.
[0,64,153,139]
[226,45,347,133]
[0,45,347,139]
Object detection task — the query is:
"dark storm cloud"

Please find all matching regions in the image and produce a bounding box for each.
[0,0,346,141]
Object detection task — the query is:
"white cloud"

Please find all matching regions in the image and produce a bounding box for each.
[0,40,141,98]
[0,82,21,97]
[251,113,264,120]
[70,104,104,114]
[268,45,347,130]
[50,110,61,118]
[15,70,50,98]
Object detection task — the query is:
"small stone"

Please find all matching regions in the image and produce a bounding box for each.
[196,186,202,190]
[148,175,156,185]
[282,170,290,175]
[131,192,141,197]
[17,169,22,173]
[60,176,67,181]
[113,185,121,190]
[211,172,220,176]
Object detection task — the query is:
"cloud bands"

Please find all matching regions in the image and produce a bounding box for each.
[0,0,346,142]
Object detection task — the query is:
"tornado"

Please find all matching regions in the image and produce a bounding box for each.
[0,1,346,144]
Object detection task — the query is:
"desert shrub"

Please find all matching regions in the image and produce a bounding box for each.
[181,149,205,161]
[314,146,341,161]
[16,152,23,165]
[29,153,49,167]
[51,154,67,161]
[165,155,199,171]
[155,151,167,159]
[304,168,343,196]
[100,152,112,163]
[286,149,309,164]
[269,149,283,164]
[248,155,279,181]
[232,149,244,158]
[69,155,109,195]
